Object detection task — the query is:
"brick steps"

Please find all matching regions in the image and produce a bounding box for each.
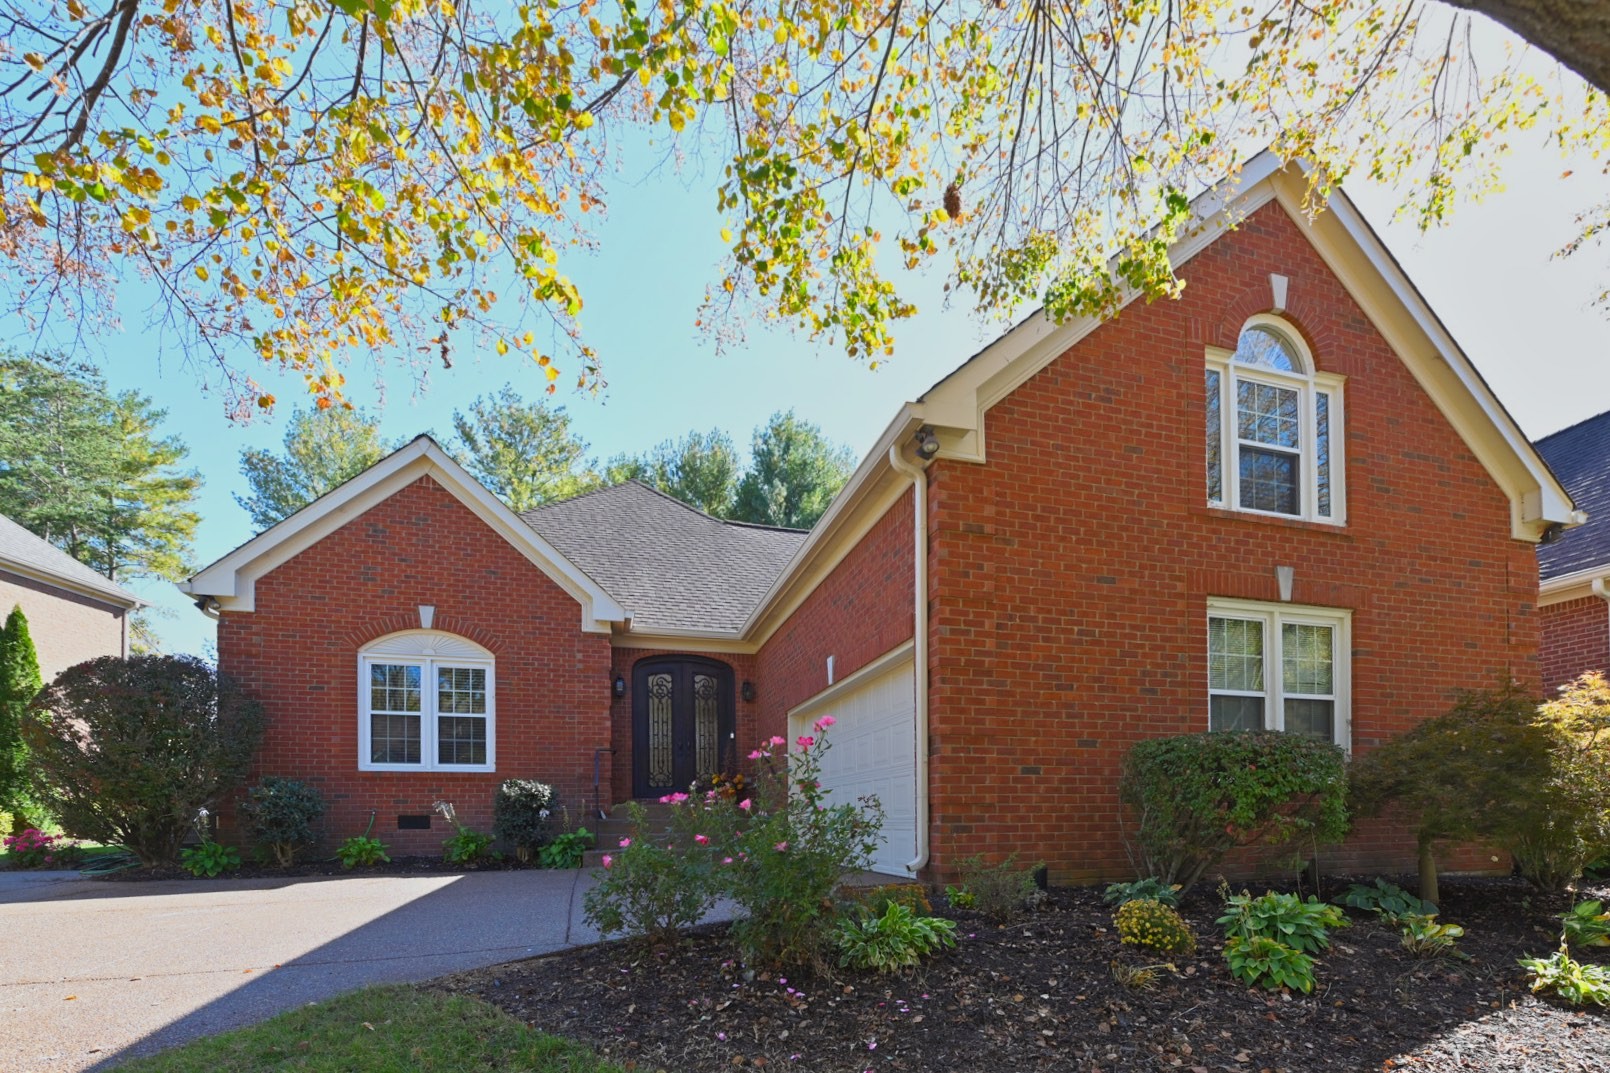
[579,800,677,868]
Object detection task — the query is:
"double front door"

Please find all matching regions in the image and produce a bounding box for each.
[632,658,736,798]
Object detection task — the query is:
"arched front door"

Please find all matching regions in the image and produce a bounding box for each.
[632,657,736,799]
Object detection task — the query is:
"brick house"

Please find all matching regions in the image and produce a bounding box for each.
[1535,411,1610,691]
[183,154,1574,881]
[1,512,141,680]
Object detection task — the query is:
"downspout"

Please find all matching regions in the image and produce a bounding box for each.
[1593,580,1610,667]
[888,443,931,875]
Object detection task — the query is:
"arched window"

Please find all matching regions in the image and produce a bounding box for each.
[358,630,495,772]
[1205,316,1344,523]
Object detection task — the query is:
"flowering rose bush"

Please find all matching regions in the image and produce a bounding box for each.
[582,801,717,945]
[692,718,884,969]
[3,827,81,869]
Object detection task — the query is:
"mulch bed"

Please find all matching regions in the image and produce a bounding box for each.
[90,854,546,881]
[433,876,1610,1073]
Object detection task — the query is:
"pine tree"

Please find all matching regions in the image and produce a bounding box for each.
[0,606,44,830]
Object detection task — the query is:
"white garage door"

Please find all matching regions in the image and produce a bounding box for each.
[791,654,916,877]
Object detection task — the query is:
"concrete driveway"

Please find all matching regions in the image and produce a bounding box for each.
[0,868,612,1072]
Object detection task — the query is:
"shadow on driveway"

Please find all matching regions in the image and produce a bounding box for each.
[0,869,610,1072]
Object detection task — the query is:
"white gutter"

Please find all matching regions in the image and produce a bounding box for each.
[1593,580,1610,661]
[887,442,931,875]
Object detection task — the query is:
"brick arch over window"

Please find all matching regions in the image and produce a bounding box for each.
[342,612,506,655]
[1210,282,1359,377]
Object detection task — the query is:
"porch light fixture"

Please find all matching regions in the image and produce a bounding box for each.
[913,426,941,460]
[612,673,626,699]
[741,680,756,702]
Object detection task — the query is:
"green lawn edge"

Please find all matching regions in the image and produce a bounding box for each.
[113,985,624,1073]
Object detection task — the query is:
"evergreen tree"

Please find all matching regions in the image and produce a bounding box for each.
[0,606,44,829]
[606,429,741,517]
[236,407,393,531]
[0,353,201,586]
[452,387,602,512]
[732,411,856,529]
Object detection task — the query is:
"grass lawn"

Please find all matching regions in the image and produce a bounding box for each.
[113,986,623,1073]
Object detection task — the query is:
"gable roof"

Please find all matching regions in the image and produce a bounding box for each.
[1535,410,1610,585]
[0,513,143,609]
[182,436,628,633]
[522,481,808,635]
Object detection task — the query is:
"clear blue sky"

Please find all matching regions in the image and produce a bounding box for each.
[7,124,1608,658]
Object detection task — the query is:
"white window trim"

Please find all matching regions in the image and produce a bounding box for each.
[1206,598,1352,751]
[1206,315,1346,525]
[357,633,496,773]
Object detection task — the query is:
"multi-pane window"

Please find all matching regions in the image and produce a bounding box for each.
[359,633,494,771]
[1207,600,1350,748]
[1206,320,1344,524]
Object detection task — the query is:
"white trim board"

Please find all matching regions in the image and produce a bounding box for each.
[789,639,917,721]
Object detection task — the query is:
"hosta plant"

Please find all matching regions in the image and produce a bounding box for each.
[539,828,593,869]
[1218,890,1347,955]
[1103,877,1182,907]
[336,836,390,869]
[180,841,240,878]
[834,901,958,973]
[1520,947,1610,1007]
[1336,878,1436,922]
[1398,913,1467,958]
[1561,900,1610,949]
[1224,935,1318,993]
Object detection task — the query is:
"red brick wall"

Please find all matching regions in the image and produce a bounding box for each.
[923,200,1540,883]
[607,647,759,807]
[754,488,916,737]
[216,475,612,855]
[1541,596,1609,693]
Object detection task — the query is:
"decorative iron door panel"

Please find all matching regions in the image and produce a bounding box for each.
[632,658,736,798]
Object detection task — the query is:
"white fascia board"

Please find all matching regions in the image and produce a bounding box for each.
[1538,563,1610,605]
[0,558,145,610]
[1273,170,1575,538]
[610,629,758,654]
[183,437,627,632]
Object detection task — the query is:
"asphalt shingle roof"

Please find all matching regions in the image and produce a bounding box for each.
[1536,411,1610,582]
[0,512,142,607]
[521,482,808,633]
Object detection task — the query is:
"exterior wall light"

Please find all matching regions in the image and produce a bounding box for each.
[741,680,756,702]
[914,426,941,460]
[612,674,626,699]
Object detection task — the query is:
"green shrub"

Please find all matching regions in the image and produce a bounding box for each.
[24,655,264,867]
[1217,890,1346,955]
[539,828,593,869]
[434,801,498,865]
[492,779,557,863]
[336,835,390,868]
[1561,900,1610,949]
[0,606,44,829]
[944,884,977,910]
[848,882,933,917]
[239,777,324,867]
[1398,913,1466,958]
[1350,683,1553,904]
[834,901,957,973]
[582,803,717,945]
[1224,935,1317,993]
[1118,731,1349,894]
[1103,877,1181,907]
[180,841,240,877]
[2,827,81,868]
[1508,674,1610,891]
[1520,947,1610,1007]
[673,719,884,969]
[1115,898,1196,955]
[1335,878,1435,921]
[954,853,1042,924]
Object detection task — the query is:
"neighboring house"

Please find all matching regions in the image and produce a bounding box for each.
[183,153,1574,881]
[0,513,143,680]
[1535,411,1610,690]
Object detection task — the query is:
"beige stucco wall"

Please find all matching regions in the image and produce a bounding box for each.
[0,569,128,681]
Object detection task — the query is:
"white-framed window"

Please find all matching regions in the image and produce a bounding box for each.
[358,630,496,772]
[1207,598,1351,749]
[1206,315,1345,524]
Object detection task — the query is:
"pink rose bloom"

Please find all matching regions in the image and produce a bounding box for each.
[814,715,836,730]
[601,854,613,869]
[796,735,814,749]
[748,748,768,760]
[618,837,631,848]
[768,735,787,747]
[667,792,689,804]
[774,841,789,853]
[738,798,753,811]
[722,856,734,864]
[694,834,710,845]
